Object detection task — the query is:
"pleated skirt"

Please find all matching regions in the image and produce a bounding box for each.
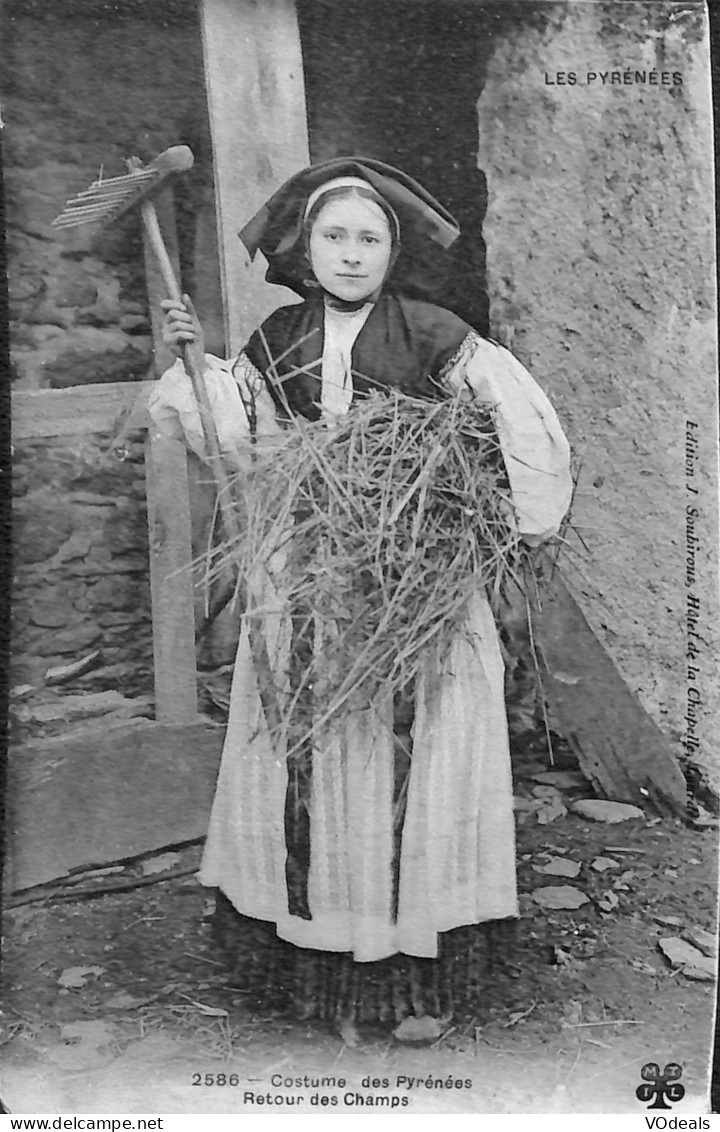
[211,892,518,1022]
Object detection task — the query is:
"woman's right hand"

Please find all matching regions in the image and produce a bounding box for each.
[160,294,205,358]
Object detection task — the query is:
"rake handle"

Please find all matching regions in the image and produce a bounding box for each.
[140,197,240,544]
[141,194,284,738]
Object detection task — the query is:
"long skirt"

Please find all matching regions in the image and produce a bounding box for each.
[199,585,518,1013]
[210,893,518,1022]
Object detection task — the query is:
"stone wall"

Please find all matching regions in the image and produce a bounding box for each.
[4,0,209,391]
[11,433,152,707]
[6,1,211,718]
[476,1,718,789]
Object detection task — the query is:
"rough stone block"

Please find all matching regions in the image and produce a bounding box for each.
[24,301,72,328]
[29,604,73,629]
[85,575,146,611]
[55,529,95,562]
[46,344,152,388]
[8,272,45,303]
[33,622,103,656]
[104,517,148,553]
[56,281,99,308]
[96,611,149,627]
[13,503,75,565]
[98,554,149,575]
[119,314,151,334]
[15,324,67,348]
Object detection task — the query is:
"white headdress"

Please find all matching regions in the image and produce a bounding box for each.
[303,176,400,240]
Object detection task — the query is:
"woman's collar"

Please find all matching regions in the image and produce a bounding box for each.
[323,286,381,313]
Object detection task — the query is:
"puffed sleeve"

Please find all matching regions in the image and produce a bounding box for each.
[146,351,280,468]
[443,333,573,542]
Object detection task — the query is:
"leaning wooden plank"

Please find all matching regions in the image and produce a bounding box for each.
[200,0,309,353]
[530,563,688,817]
[12,380,153,440]
[141,184,199,723]
[145,433,199,722]
[5,718,225,893]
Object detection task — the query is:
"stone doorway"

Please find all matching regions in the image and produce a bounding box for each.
[297,0,491,334]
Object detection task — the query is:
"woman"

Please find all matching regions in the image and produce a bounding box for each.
[149,157,572,1027]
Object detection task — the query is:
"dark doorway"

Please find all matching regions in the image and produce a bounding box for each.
[297,0,492,334]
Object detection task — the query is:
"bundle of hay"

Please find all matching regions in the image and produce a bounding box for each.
[204,386,523,749]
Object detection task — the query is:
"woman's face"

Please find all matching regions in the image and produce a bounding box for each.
[308,195,394,302]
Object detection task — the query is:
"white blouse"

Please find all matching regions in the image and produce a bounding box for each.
[319,301,373,419]
[147,323,572,541]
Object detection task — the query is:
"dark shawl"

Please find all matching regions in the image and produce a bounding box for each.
[244,291,473,421]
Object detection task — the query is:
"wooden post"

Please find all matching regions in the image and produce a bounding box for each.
[142,188,199,723]
[200,0,310,355]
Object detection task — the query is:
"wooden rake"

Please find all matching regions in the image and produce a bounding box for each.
[52,146,239,538]
[52,146,283,736]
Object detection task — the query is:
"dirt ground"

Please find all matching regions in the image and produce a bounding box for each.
[2,753,717,1116]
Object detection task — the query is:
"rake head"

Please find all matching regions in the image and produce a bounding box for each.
[52,145,194,231]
